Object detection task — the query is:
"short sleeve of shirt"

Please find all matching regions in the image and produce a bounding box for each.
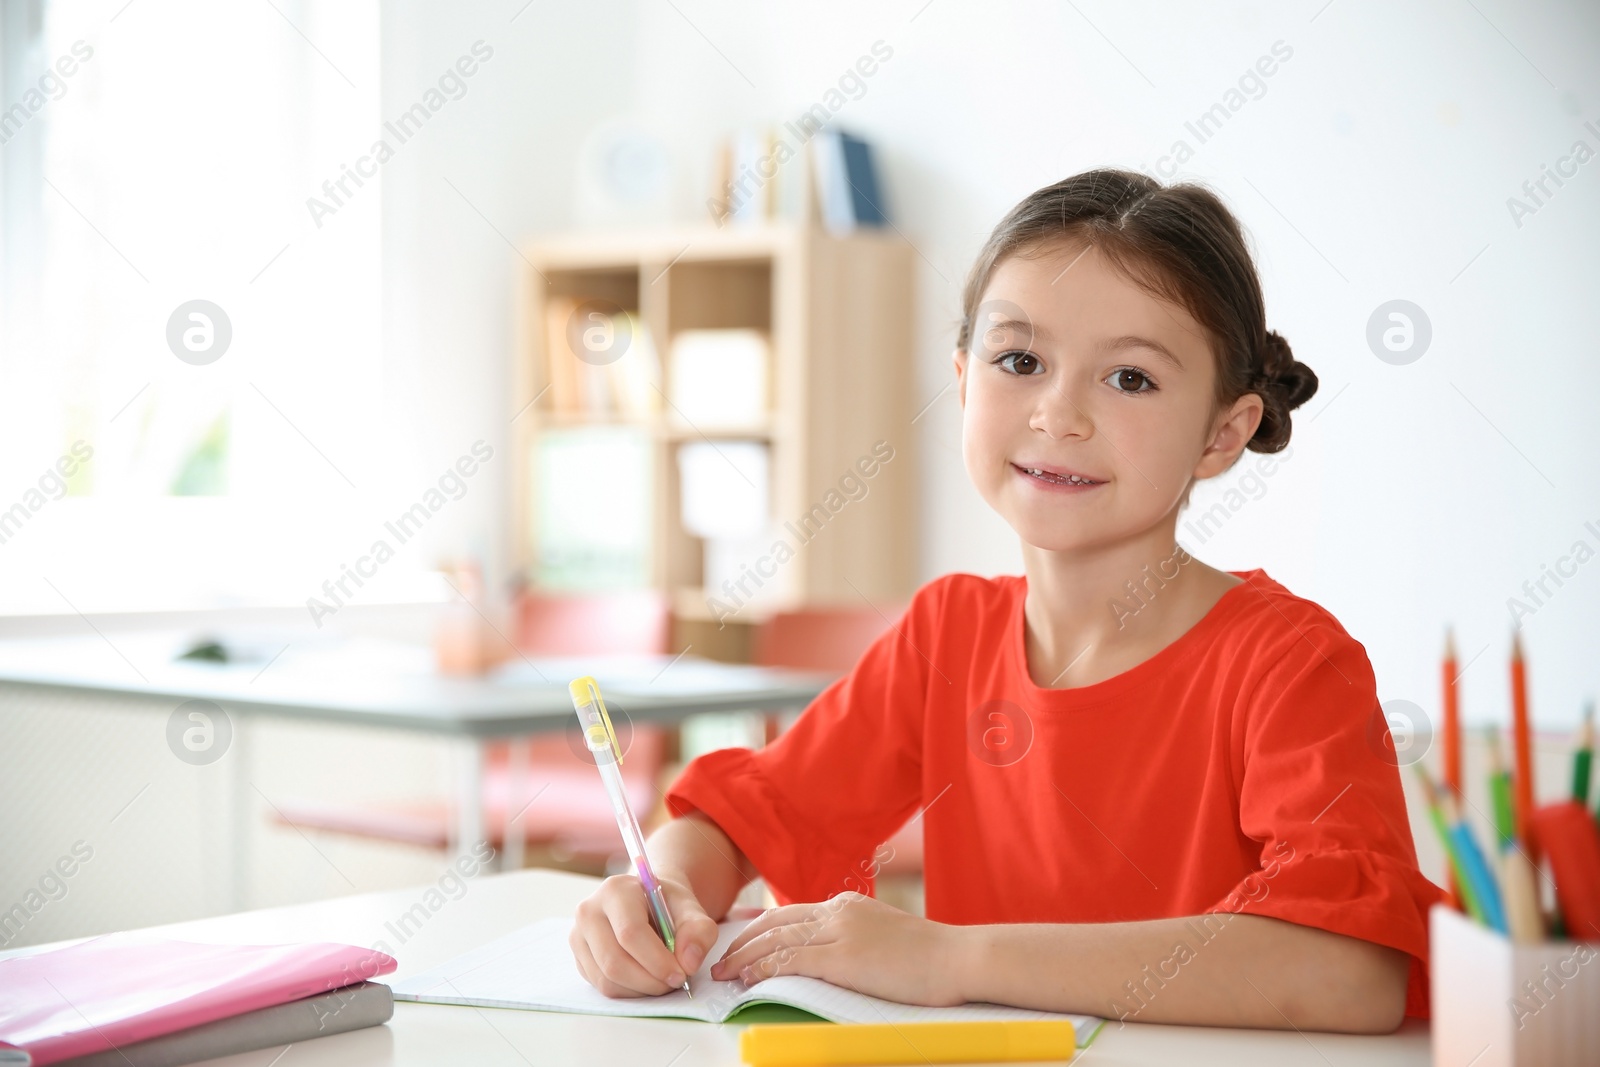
[1212,621,1445,1019]
[664,578,943,905]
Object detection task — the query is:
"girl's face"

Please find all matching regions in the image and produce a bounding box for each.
[953,240,1261,554]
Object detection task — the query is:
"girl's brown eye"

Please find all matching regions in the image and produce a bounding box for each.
[996,351,1041,375]
[1109,367,1154,393]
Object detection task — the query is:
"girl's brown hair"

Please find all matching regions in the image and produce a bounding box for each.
[958,168,1316,454]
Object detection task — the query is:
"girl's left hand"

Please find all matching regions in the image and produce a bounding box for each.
[709,892,970,1006]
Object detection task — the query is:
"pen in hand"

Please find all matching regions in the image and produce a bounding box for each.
[569,676,692,998]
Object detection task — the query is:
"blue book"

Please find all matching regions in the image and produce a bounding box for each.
[812,130,887,233]
[838,132,886,227]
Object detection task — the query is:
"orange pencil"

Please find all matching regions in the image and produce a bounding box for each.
[1441,629,1462,907]
[1511,633,1538,867]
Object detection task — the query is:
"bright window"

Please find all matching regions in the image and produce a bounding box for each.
[0,0,398,614]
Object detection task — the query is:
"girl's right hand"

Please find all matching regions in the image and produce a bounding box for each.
[569,873,720,997]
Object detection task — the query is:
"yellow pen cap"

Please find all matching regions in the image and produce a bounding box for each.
[567,675,622,765]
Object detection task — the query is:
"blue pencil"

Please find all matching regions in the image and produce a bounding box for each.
[1447,796,1508,934]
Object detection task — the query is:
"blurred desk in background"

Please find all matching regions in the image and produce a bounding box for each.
[0,631,830,907]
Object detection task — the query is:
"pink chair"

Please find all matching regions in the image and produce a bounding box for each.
[751,606,908,675]
[750,605,925,880]
[512,588,671,658]
[271,590,673,871]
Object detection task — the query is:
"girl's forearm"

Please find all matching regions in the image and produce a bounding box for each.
[952,912,1410,1034]
[646,813,757,921]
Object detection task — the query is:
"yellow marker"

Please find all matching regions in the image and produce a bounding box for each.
[739,1020,1078,1067]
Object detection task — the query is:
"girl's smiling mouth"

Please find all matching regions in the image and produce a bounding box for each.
[1011,462,1106,489]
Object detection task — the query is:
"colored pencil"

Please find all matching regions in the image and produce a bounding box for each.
[1442,630,1462,907]
[1443,630,1461,796]
[1445,792,1507,934]
[1573,701,1594,805]
[1510,634,1538,866]
[1414,765,1485,925]
[1498,843,1545,943]
[1485,727,1516,851]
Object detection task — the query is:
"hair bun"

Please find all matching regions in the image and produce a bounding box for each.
[1248,330,1318,453]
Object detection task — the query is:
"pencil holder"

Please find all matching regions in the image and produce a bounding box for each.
[1431,905,1600,1067]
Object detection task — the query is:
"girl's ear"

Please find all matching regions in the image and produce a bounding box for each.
[1194,393,1264,479]
[952,347,969,408]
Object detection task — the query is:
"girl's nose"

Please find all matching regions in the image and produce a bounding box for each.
[1030,380,1095,439]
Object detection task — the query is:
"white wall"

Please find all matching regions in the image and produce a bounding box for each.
[376,0,639,595]
[390,0,1600,733]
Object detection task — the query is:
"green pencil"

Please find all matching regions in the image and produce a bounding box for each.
[1414,765,1485,925]
[1573,701,1594,805]
[1486,728,1516,851]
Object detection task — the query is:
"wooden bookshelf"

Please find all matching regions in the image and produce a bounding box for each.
[512,223,917,661]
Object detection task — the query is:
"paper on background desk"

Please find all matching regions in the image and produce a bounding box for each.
[392,917,1103,1045]
[493,654,816,698]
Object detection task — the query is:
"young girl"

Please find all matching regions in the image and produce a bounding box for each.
[569,169,1443,1033]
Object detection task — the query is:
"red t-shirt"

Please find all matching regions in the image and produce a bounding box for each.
[666,569,1444,1020]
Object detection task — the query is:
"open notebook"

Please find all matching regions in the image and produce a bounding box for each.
[393,917,1103,1046]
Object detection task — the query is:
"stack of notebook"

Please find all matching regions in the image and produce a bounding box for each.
[0,934,397,1066]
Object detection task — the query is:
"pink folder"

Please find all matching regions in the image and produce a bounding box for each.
[0,933,397,1066]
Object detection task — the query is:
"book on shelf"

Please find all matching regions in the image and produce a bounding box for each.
[709,124,813,227]
[541,297,661,419]
[811,128,887,234]
[730,128,772,226]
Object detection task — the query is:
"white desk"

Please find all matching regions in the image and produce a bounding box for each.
[0,633,829,736]
[4,869,1432,1066]
[0,632,831,897]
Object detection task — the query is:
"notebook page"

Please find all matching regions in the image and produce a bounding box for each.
[392,918,759,1021]
[395,917,1101,1044]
